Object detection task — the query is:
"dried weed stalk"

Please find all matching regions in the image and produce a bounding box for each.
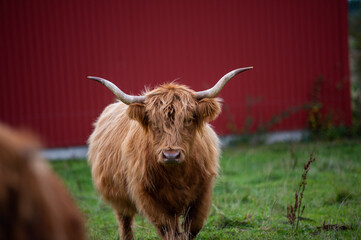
[286,152,316,230]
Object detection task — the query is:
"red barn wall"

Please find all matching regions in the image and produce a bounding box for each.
[0,0,351,147]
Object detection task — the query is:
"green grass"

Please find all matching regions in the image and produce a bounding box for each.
[51,140,361,239]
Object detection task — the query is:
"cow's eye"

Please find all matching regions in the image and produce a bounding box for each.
[184,118,193,126]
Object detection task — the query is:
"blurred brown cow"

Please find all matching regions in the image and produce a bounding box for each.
[0,123,86,240]
[88,67,252,240]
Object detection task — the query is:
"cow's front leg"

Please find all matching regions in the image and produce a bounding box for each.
[115,212,135,240]
[135,191,181,239]
[182,183,213,239]
[154,218,181,240]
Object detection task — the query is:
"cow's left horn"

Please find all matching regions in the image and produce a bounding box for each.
[195,67,253,99]
[88,76,145,104]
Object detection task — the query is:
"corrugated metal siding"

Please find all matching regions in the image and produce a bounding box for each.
[0,0,351,147]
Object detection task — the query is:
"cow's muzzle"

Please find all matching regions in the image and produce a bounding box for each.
[161,150,182,164]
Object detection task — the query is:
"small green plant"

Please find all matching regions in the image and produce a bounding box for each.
[307,76,325,136]
[286,152,316,231]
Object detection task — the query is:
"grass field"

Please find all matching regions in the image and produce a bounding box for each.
[51,140,361,239]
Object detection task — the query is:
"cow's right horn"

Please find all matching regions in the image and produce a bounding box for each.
[88,76,145,105]
[195,67,253,99]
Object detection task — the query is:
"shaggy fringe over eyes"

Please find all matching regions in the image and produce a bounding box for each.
[196,98,221,123]
[145,84,197,129]
[127,85,221,133]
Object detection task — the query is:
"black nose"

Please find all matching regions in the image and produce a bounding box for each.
[162,150,181,163]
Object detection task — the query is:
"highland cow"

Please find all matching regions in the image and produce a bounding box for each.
[0,123,86,240]
[87,67,252,240]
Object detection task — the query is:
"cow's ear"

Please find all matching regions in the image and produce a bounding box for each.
[196,98,221,123]
[127,103,148,128]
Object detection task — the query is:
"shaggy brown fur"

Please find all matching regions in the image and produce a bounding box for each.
[88,83,221,240]
[0,123,86,240]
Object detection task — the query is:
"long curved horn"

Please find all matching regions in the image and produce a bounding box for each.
[195,67,253,99]
[88,76,145,105]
